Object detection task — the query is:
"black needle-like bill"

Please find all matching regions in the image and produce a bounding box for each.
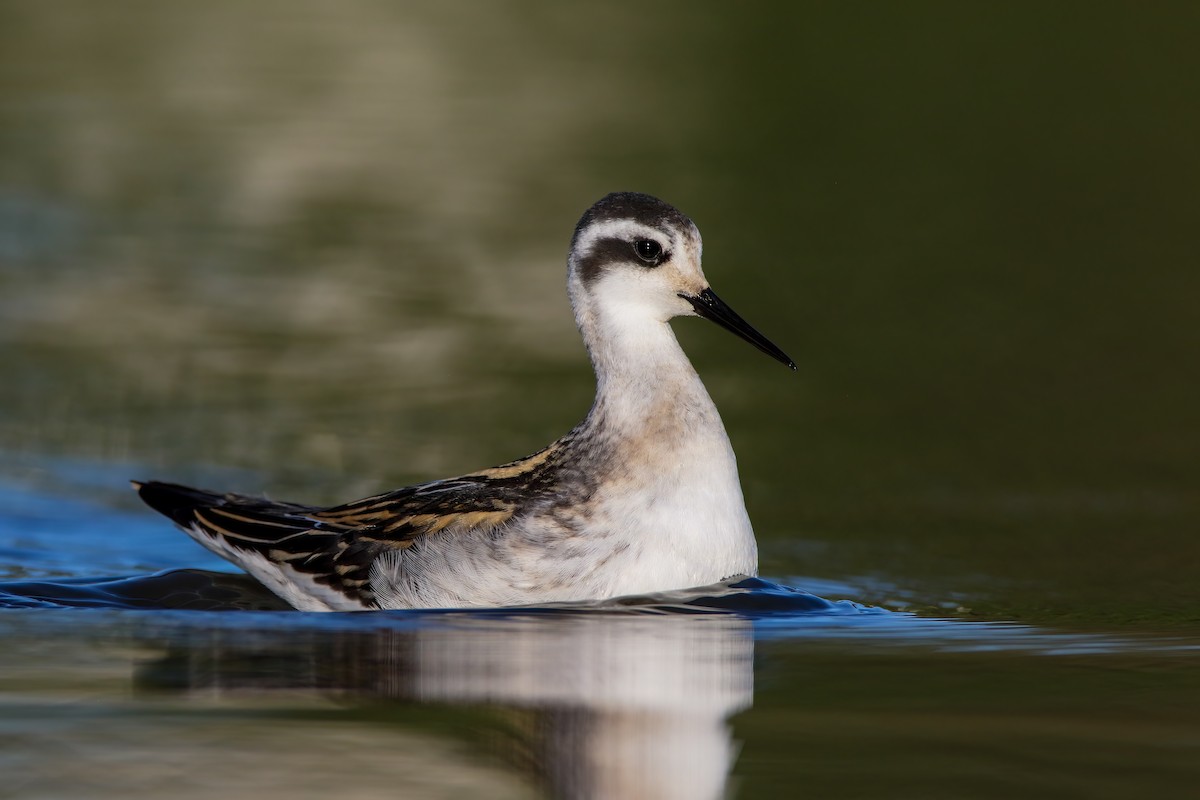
[680,288,796,370]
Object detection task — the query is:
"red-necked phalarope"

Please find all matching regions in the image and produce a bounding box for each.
[135,192,794,611]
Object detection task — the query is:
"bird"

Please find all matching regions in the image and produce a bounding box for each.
[134,192,794,611]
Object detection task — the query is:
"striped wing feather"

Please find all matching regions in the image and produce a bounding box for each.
[137,445,562,608]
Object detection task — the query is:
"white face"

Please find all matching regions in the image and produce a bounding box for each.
[569,216,708,323]
[565,191,795,370]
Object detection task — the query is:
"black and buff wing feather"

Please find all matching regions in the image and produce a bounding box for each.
[133,444,565,608]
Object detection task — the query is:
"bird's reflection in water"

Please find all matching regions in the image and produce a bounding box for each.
[138,612,754,800]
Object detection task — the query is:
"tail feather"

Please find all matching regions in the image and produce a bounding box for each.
[132,481,227,528]
[132,479,367,611]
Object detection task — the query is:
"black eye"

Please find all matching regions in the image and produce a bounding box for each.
[633,239,663,264]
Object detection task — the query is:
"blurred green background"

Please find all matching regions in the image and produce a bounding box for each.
[2,1,1198,623]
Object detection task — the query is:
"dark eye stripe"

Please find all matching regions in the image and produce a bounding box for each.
[574,236,671,285]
